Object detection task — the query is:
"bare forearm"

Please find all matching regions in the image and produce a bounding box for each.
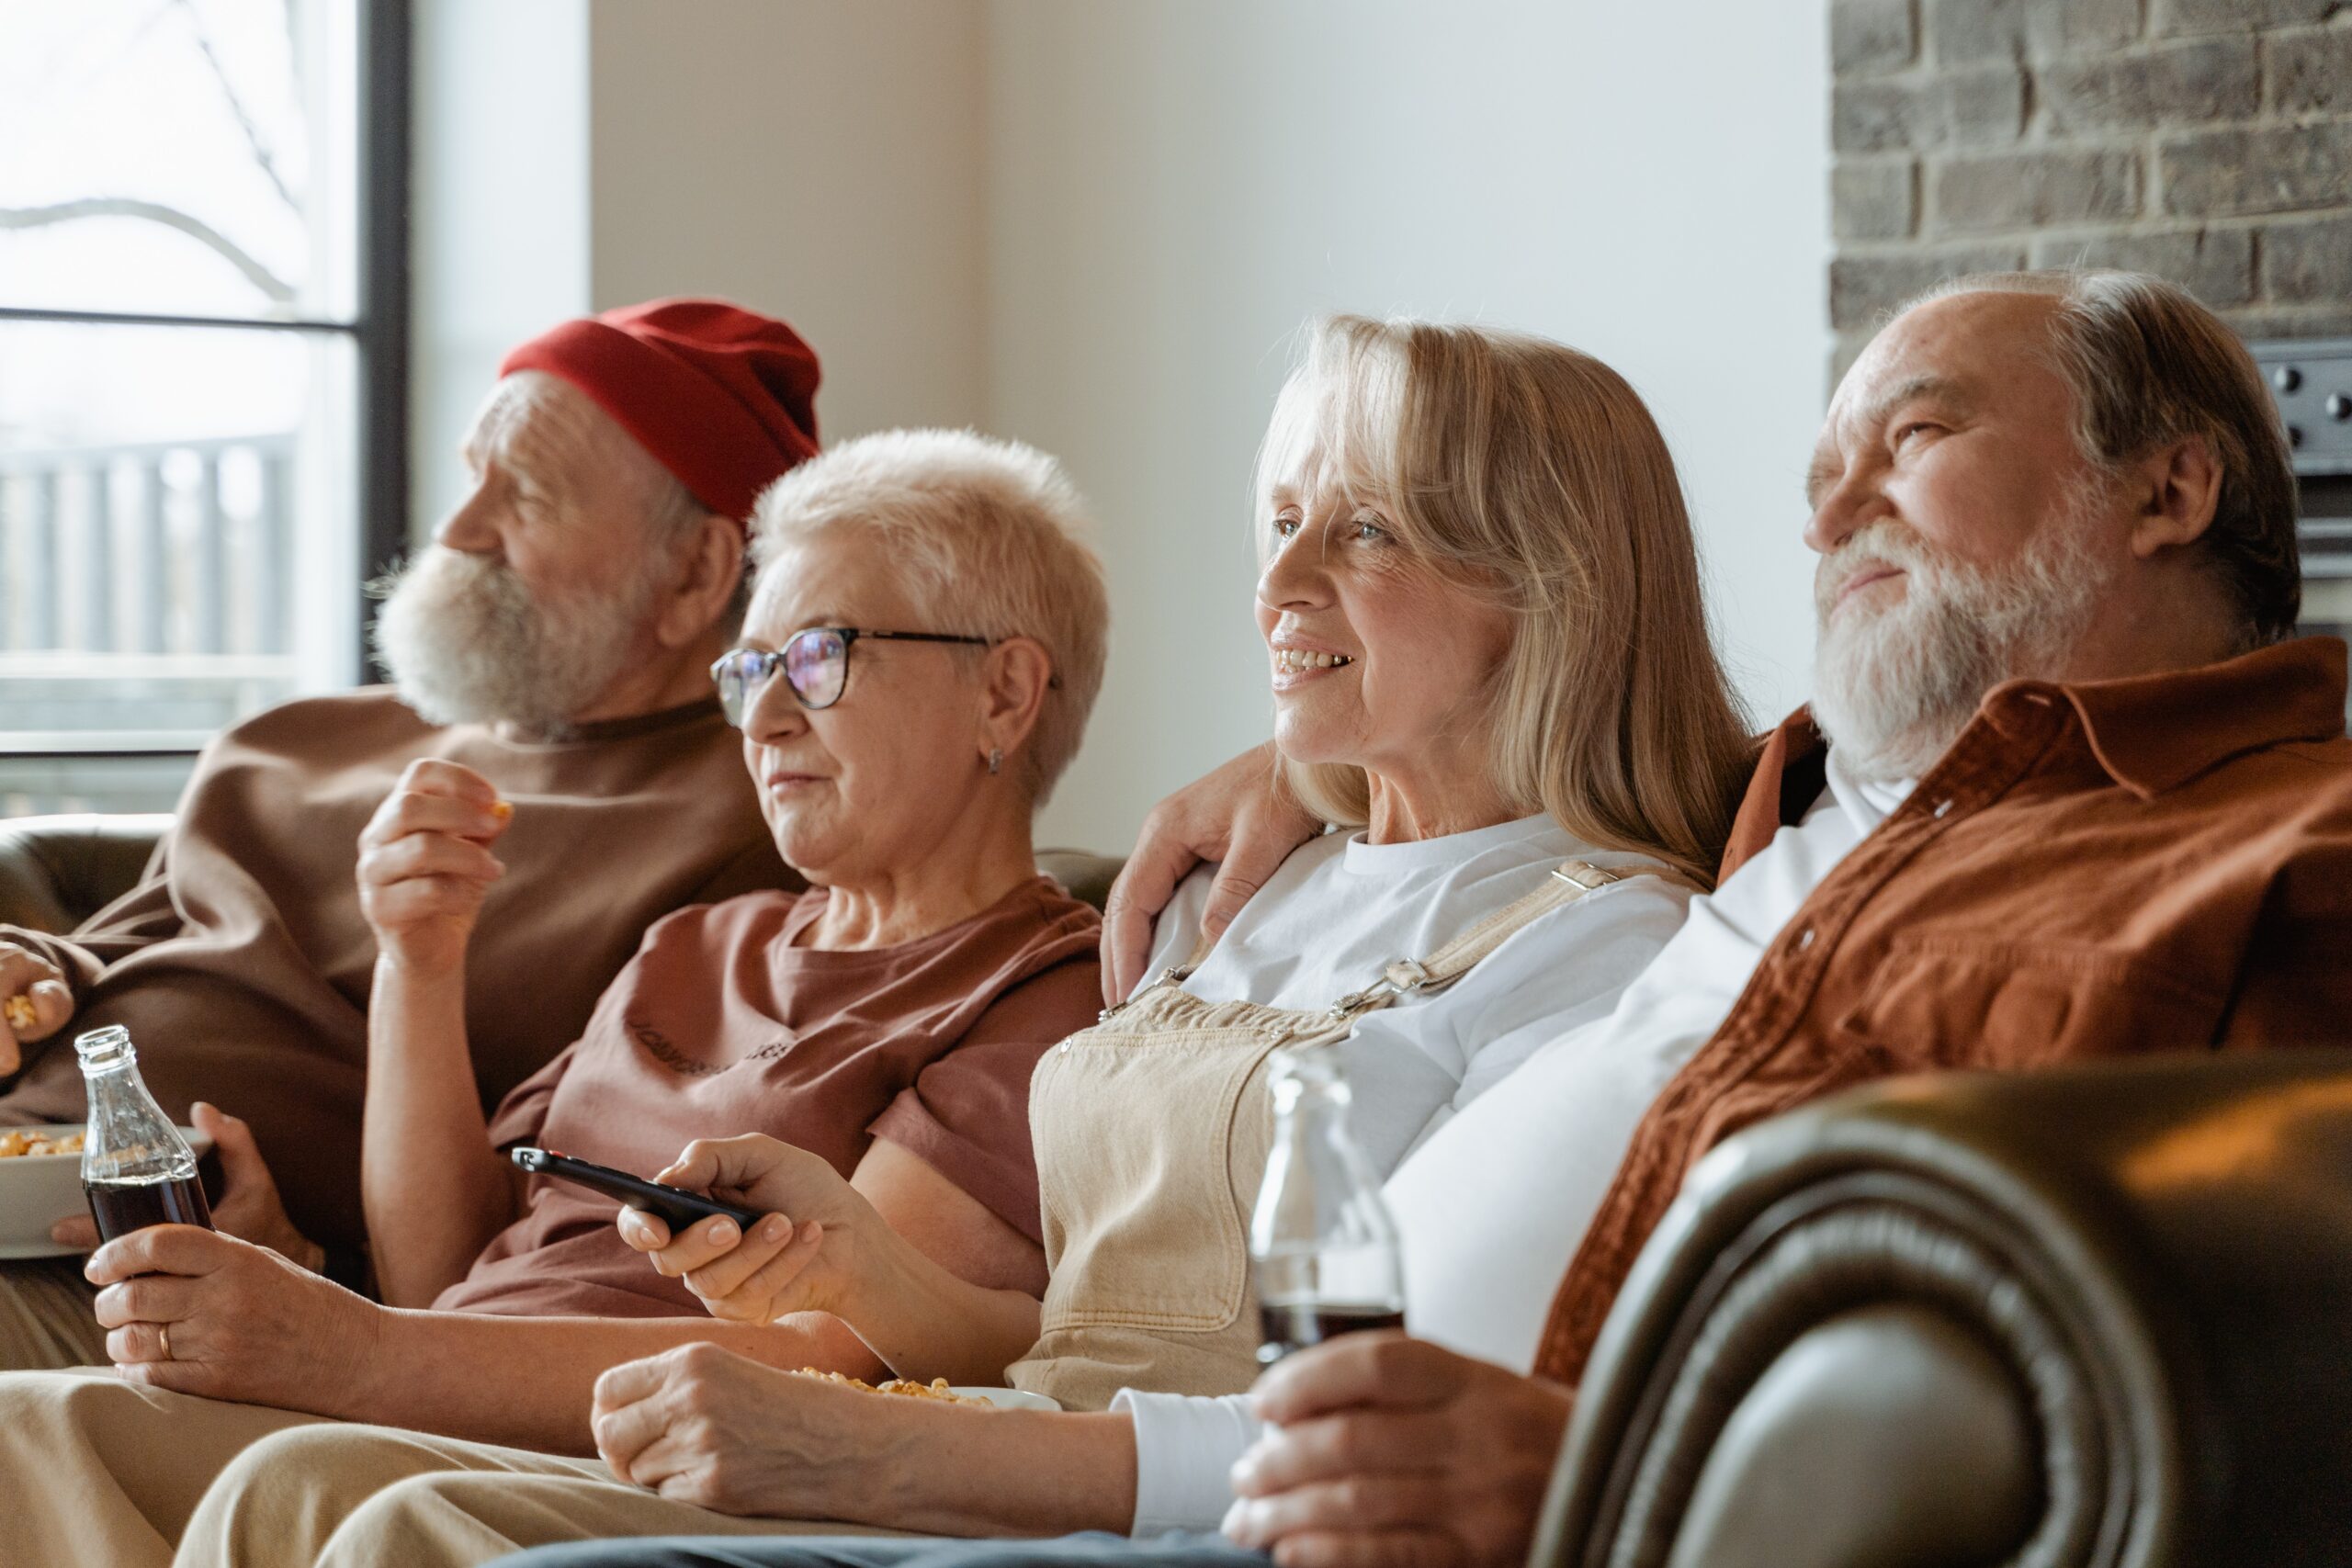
[854,1237,1043,1387]
[363,956,514,1307]
[356,1308,888,1452]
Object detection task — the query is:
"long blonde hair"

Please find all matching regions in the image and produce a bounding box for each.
[1258,316,1755,886]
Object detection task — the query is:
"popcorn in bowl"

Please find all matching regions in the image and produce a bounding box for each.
[791,1369,991,1405]
[0,1131,83,1160]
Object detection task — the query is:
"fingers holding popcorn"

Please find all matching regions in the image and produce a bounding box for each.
[363,761,514,850]
[0,942,74,1070]
[355,761,515,975]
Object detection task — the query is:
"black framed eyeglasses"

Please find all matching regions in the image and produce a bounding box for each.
[711,628,991,724]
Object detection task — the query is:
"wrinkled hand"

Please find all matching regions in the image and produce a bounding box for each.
[592,1342,894,1517]
[1223,1334,1574,1568]
[1102,741,1318,1006]
[50,1102,321,1270]
[87,1224,383,1415]
[0,939,74,1077]
[355,759,510,976]
[614,1134,874,1325]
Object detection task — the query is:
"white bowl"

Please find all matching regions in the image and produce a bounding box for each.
[0,1124,215,1259]
[949,1386,1061,1411]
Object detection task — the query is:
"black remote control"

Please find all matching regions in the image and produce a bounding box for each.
[508,1146,763,1233]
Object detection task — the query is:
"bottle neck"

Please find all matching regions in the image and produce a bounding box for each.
[74,1026,138,1077]
[79,1055,141,1089]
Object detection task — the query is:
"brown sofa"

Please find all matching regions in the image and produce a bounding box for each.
[1532,1048,2352,1568]
[8,816,2346,1566]
[0,814,174,935]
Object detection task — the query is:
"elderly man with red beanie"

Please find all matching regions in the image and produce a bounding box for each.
[0,299,822,1366]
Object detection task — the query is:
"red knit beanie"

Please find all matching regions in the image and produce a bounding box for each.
[499,298,821,525]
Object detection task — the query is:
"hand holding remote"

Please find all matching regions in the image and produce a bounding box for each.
[614,1134,883,1327]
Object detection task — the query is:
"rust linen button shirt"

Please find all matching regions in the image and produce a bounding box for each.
[1533,637,2352,1384]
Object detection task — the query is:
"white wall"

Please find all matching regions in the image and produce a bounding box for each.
[992,0,1831,852]
[410,0,1831,853]
[409,0,591,536]
[410,0,987,538]
[586,0,990,446]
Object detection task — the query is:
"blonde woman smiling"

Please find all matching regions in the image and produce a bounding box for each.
[160,318,1758,1566]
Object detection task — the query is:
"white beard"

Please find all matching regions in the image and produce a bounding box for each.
[1812,509,2111,783]
[370,547,653,737]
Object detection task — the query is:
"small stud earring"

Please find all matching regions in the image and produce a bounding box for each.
[988,749,1002,776]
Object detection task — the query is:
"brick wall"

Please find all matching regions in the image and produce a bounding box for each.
[1828,0,2352,380]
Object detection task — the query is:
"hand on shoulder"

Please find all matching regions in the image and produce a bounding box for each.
[1102,741,1319,1006]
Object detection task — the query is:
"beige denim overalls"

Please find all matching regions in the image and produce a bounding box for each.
[1008,859,1670,1411]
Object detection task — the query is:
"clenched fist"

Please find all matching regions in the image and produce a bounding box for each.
[355,759,512,977]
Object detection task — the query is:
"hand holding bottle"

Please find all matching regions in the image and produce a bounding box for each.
[51,1100,320,1271]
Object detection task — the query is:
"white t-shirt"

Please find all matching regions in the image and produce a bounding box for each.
[1119,757,1914,1536]
[1112,812,1695,1534]
[1133,813,1696,1170]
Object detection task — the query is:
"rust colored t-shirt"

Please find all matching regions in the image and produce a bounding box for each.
[435,876,1102,1320]
[0,688,797,1252]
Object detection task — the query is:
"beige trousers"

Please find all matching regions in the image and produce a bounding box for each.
[0,1368,325,1568]
[0,1365,897,1568]
[179,1421,900,1568]
[0,1257,108,1370]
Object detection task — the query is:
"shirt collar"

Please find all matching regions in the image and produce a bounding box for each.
[1720,712,1826,881]
[1991,636,2347,799]
[1717,637,2349,876]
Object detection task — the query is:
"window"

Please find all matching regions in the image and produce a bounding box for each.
[0,0,406,814]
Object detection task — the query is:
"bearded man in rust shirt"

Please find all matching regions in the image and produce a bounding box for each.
[0,300,819,1348]
[1069,270,2352,1568]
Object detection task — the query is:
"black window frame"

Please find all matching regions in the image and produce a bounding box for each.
[0,0,412,761]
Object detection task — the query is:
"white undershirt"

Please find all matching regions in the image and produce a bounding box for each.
[1133,814,1696,1171]
[1118,757,1914,1537]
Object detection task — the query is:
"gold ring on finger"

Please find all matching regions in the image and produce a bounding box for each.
[159,1323,173,1361]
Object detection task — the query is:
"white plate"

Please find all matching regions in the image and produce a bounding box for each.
[948,1386,1060,1411]
[0,1124,215,1259]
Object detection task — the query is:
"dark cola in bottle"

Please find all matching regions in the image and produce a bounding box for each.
[75,1025,213,1242]
[1250,1046,1406,1366]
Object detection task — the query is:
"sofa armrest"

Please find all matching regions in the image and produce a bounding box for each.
[1036,848,1124,914]
[0,814,173,936]
[1532,1049,2352,1568]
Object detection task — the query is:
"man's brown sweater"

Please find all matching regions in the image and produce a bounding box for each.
[0,688,797,1252]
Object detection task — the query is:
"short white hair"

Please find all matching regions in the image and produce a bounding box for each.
[749,429,1109,807]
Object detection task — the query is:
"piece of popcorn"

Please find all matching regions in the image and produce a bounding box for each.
[4,994,35,1032]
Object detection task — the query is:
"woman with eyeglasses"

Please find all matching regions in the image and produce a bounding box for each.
[351,427,1111,1337]
[141,317,1761,1568]
[0,430,1114,1560]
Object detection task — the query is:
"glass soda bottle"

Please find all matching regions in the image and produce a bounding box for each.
[1250,1045,1406,1365]
[75,1025,213,1241]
